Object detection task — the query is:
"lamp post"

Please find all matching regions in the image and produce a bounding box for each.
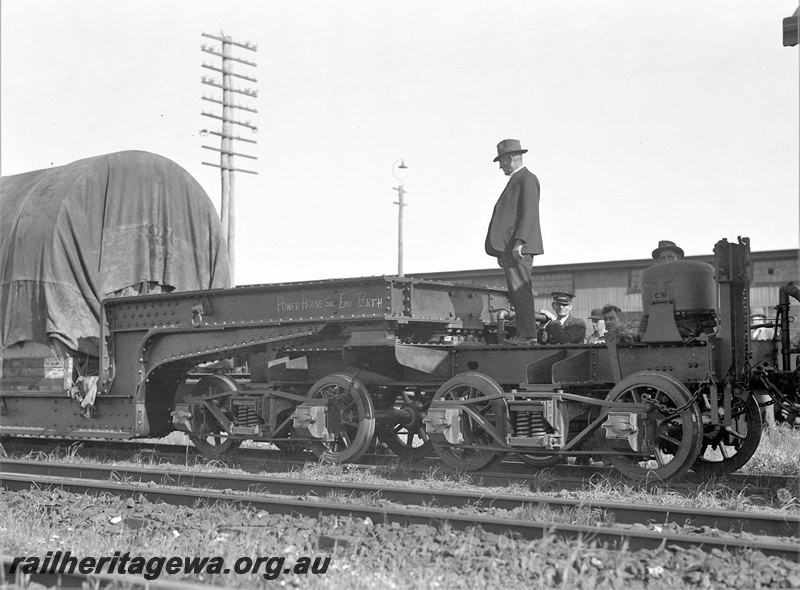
[392,159,408,277]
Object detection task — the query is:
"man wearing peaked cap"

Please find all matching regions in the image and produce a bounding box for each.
[485,139,544,343]
[652,240,684,263]
[538,291,587,344]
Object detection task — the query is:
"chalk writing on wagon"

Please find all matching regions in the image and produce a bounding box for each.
[276,292,384,314]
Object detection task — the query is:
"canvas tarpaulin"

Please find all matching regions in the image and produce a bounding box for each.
[0,150,230,357]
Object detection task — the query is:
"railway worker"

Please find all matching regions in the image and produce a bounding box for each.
[586,308,606,344]
[538,292,587,344]
[652,240,684,263]
[485,139,544,345]
[601,304,638,343]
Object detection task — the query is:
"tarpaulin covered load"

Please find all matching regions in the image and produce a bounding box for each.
[0,150,230,357]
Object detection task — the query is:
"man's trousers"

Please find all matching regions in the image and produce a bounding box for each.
[499,253,536,338]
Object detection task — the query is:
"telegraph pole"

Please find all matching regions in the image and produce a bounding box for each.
[392,159,408,277]
[200,32,258,285]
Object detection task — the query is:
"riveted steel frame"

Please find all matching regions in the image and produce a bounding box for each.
[3,239,758,449]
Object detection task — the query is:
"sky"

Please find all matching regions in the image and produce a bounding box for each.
[1,1,798,286]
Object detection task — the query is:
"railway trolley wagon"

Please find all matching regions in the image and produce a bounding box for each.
[4,209,799,480]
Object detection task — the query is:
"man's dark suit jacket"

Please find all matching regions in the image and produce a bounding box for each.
[541,314,587,344]
[485,167,544,257]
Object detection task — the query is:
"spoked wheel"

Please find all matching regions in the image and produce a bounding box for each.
[187,374,242,459]
[603,372,702,481]
[693,393,762,476]
[375,390,434,460]
[376,423,433,460]
[304,373,376,463]
[429,372,508,471]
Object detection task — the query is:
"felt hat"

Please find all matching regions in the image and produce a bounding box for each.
[551,291,575,304]
[493,139,528,162]
[589,308,603,320]
[652,240,684,260]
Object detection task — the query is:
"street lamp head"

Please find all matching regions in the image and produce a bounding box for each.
[392,159,408,183]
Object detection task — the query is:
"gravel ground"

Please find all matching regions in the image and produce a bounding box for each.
[2,487,799,589]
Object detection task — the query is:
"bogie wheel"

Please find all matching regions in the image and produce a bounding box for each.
[604,372,702,482]
[376,423,433,460]
[693,393,762,476]
[429,372,508,471]
[304,373,376,463]
[187,374,243,459]
[375,390,434,460]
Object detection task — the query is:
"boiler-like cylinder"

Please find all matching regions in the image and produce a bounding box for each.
[642,260,716,313]
[641,260,717,339]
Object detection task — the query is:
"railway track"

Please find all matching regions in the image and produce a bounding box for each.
[2,459,798,561]
[2,458,797,538]
[3,436,796,493]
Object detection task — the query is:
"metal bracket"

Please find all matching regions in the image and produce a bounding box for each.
[191,297,213,327]
[642,300,682,342]
[291,403,332,441]
[423,407,464,445]
[601,412,641,452]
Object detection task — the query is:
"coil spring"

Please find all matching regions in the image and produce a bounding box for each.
[514,409,548,436]
[235,403,259,426]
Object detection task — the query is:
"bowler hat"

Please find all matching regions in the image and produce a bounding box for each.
[551,291,575,304]
[493,139,528,162]
[652,240,684,260]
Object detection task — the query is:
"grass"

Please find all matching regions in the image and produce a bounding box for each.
[3,420,798,524]
[743,422,800,476]
[3,482,799,589]
[3,391,798,587]
[8,488,796,590]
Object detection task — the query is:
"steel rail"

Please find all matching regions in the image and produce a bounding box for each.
[2,459,798,541]
[3,472,798,561]
[2,436,795,492]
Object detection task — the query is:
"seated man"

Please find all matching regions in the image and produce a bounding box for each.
[539,291,587,344]
[586,308,606,344]
[602,304,638,342]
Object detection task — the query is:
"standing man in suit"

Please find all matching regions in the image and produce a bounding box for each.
[485,139,544,344]
[539,291,587,344]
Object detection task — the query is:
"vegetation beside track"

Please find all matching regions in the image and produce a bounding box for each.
[2,487,799,589]
[2,425,798,588]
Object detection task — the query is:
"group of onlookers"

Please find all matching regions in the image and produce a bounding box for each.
[545,240,686,345]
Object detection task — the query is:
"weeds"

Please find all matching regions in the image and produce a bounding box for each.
[527,467,557,492]
[743,423,800,475]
